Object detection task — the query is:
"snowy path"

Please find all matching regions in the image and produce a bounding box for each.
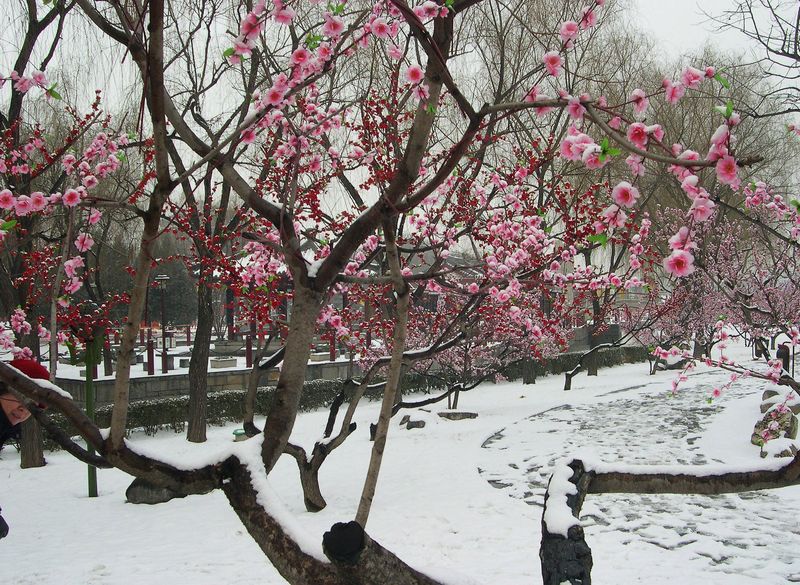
[479,366,800,584]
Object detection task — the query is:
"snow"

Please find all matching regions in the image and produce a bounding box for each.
[2,339,799,584]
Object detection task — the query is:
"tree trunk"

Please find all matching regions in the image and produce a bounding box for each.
[187,283,213,443]
[19,417,45,468]
[586,296,601,377]
[221,458,444,585]
[355,220,409,527]
[260,285,321,473]
[692,337,704,358]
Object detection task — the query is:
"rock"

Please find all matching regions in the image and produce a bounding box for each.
[126,477,186,505]
[752,406,799,448]
[399,414,410,426]
[406,420,426,430]
[762,389,780,402]
[437,411,479,421]
[759,438,799,459]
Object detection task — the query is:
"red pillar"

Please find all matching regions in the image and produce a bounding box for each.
[147,338,155,375]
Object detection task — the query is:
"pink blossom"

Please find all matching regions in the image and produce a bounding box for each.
[82,174,98,189]
[0,189,14,209]
[705,66,716,78]
[646,124,664,142]
[30,191,47,211]
[625,155,645,176]
[663,249,695,277]
[74,233,95,252]
[567,97,586,119]
[413,1,442,20]
[664,79,686,104]
[680,66,704,90]
[709,124,729,147]
[611,181,640,208]
[559,20,580,45]
[241,13,263,40]
[716,155,739,188]
[64,278,82,294]
[688,197,715,222]
[542,51,563,77]
[523,85,539,103]
[668,226,695,251]
[580,6,597,28]
[62,188,82,207]
[412,82,430,102]
[581,144,606,169]
[322,14,345,37]
[290,47,311,66]
[14,76,33,93]
[240,128,257,144]
[62,154,77,174]
[88,208,103,225]
[405,64,425,84]
[31,70,47,87]
[608,116,621,130]
[680,174,701,199]
[263,84,286,107]
[371,17,390,38]
[627,122,648,149]
[388,44,404,60]
[273,7,295,25]
[601,204,627,228]
[14,195,32,216]
[630,88,649,116]
[64,256,84,278]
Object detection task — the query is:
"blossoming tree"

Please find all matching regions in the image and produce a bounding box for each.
[2,0,800,584]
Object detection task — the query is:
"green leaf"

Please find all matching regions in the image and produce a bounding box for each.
[46,83,61,100]
[0,219,17,231]
[714,72,730,89]
[426,104,437,115]
[223,47,235,58]
[327,2,344,15]
[607,147,621,157]
[305,33,323,50]
[724,99,734,119]
[791,199,800,212]
[587,233,608,246]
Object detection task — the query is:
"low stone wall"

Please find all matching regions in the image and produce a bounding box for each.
[57,359,358,407]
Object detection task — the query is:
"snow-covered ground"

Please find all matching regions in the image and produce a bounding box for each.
[1,340,796,584]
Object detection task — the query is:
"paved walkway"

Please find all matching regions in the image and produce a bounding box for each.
[479,369,800,584]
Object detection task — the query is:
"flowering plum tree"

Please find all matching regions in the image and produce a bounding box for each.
[2,0,800,584]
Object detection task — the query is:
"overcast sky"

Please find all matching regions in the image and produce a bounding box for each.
[631,0,760,57]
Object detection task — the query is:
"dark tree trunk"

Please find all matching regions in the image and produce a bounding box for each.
[187,283,213,443]
[19,417,45,468]
[19,332,44,467]
[586,297,601,377]
[692,337,704,358]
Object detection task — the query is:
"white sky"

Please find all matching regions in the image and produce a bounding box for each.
[632,0,760,57]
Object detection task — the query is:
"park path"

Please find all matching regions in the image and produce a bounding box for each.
[478,368,800,584]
